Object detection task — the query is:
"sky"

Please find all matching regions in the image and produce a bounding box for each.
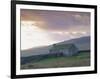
[21,9,90,50]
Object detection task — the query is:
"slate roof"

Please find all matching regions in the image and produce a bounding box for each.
[50,43,75,51]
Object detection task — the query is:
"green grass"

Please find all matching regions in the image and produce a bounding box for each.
[21,52,90,69]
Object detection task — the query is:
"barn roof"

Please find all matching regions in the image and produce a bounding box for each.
[50,43,75,51]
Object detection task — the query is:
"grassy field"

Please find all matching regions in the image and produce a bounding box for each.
[21,51,90,69]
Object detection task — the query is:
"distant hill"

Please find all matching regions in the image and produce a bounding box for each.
[21,36,90,57]
[21,46,51,57]
[56,36,90,51]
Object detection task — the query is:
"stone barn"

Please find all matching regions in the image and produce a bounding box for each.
[49,43,78,56]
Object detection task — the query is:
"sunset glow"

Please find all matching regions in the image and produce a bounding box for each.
[21,21,57,50]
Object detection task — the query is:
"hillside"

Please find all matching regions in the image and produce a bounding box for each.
[21,36,90,57]
[56,36,90,51]
[21,51,90,69]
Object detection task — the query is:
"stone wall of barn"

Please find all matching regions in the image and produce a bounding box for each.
[49,45,79,56]
[69,46,78,56]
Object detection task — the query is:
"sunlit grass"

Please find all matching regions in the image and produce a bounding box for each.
[21,52,90,69]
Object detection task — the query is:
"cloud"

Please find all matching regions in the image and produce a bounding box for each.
[21,9,90,31]
[21,9,90,43]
